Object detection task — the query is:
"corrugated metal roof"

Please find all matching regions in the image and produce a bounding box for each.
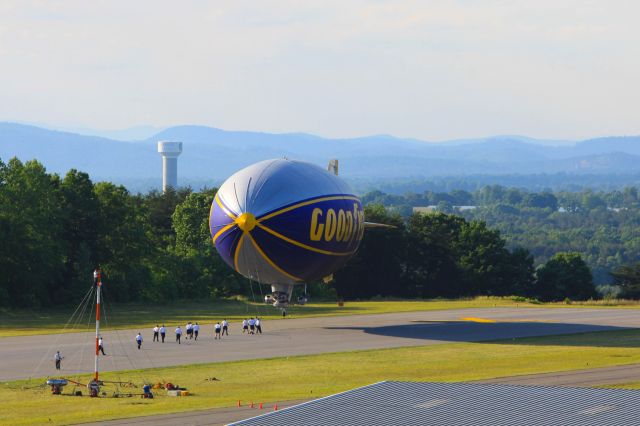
[229,381,640,425]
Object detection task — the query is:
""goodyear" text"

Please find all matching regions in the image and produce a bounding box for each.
[309,203,364,243]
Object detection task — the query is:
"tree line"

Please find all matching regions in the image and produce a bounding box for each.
[361,185,640,293]
[0,158,247,308]
[3,157,637,309]
[349,173,640,195]
[333,205,596,302]
[362,185,640,214]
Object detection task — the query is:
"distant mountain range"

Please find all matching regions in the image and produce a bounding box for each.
[1,122,640,192]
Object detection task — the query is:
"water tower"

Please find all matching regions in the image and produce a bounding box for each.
[157,141,182,192]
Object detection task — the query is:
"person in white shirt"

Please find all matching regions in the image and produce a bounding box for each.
[242,319,248,334]
[194,322,200,341]
[186,322,193,340]
[160,325,166,343]
[54,351,63,370]
[136,332,143,350]
[248,318,256,335]
[175,326,182,344]
[255,317,262,334]
[153,325,159,342]
[98,336,106,355]
[214,322,221,339]
[222,319,229,336]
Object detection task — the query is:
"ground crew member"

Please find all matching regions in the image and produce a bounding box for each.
[194,322,200,341]
[54,351,63,370]
[214,322,221,339]
[136,332,143,350]
[242,319,248,334]
[160,324,166,343]
[222,319,229,336]
[256,317,262,334]
[186,322,193,340]
[98,336,106,355]
[249,318,256,334]
[153,325,159,342]
[175,326,182,344]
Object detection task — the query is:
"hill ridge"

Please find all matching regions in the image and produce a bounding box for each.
[1,121,640,192]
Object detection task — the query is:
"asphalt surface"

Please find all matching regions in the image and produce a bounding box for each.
[4,307,640,382]
[476,363,640,387]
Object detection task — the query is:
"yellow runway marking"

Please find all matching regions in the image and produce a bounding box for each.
[458,317,555,324]
[460,317,497,323]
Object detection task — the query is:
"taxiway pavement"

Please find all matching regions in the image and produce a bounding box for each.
[3,307,639,382]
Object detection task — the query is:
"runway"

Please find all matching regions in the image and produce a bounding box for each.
[3,307,639,382]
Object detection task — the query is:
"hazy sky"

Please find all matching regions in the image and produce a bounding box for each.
[1,1,638,140]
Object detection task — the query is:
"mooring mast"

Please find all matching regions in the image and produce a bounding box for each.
[93,268,102,381]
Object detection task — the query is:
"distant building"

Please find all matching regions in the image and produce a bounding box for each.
[413,205,477,214]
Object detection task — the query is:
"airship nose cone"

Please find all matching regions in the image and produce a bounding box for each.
[236,212,257,232]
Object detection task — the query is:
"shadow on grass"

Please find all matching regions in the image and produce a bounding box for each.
[325,322,640,348]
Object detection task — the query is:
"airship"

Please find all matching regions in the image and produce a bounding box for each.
[209,158,384,308]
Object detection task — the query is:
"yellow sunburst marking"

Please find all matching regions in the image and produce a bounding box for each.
[236,212,257,232]
[215,194,359,271]
[246,232,302,282]
[215,194,238,220]
[233,233,245,272]
[213,222,236,243]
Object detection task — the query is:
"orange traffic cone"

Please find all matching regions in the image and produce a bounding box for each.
[274,403,278,411]
[259,402,263,409]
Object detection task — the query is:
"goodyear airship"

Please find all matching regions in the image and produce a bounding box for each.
[210,158,377,308]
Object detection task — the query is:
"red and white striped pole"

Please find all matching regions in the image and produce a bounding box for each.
[94,268,102,381]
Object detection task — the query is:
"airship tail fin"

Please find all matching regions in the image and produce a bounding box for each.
[326,158,394,229]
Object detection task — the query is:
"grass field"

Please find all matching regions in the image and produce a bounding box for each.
[2,296,640,338]
[609,381,640,389]
[3,329,640,425]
